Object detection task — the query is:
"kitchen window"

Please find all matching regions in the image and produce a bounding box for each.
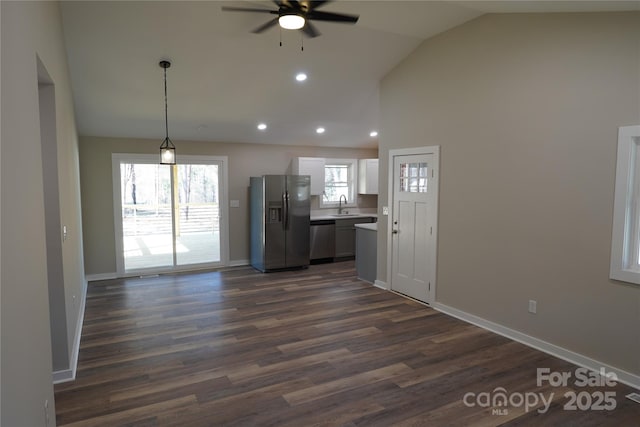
[610,125,640,285]
[321,159,357,208]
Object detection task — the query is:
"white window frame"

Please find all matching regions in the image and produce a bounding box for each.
[610,125,640,285]
[320,158,358,209]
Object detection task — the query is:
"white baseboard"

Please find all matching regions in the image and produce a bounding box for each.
[374,280,388,290]
[52,369,73,384]
[87,262,252,282]
[86,272,117,282]
[431,302,640,391]
[53,277,88,384]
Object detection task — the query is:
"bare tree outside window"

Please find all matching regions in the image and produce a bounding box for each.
[324,164,351,203]
[118,159,222,271]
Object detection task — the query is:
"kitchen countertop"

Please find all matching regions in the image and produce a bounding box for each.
[355,223,377,231]
[311,213,378,221]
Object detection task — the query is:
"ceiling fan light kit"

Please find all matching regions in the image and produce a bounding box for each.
[279,13,305,30]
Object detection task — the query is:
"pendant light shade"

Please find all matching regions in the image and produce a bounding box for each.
[159,60,176,165]
[160,137,175,164]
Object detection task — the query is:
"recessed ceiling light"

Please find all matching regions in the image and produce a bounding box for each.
[316,127,325,134]
[370,131,378,137]
[295,72,308,82]
[257,123,267,130]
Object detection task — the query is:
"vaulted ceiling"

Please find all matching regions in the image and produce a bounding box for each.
[60,1,639,148]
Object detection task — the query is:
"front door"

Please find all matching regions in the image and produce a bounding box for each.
[390,149,439,303]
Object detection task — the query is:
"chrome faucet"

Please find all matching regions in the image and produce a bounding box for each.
[338,194,348,214]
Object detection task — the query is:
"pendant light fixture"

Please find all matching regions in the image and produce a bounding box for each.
[159,60,176,165]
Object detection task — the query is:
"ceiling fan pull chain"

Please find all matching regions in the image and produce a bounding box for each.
[279,27,282,47]
[301,32,304,51]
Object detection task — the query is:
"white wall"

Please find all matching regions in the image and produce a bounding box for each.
[380,12,640,381]
[1,1,85,424]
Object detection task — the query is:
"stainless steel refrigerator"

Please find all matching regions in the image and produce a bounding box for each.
[250,175,310,272]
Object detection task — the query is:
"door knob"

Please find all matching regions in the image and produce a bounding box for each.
[392,229,399,234]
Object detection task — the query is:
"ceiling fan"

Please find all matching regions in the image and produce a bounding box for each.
[221,1,359,38]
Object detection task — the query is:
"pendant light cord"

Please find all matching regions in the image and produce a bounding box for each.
[164,65,169,140]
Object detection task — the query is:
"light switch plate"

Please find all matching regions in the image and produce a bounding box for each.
[230,200,240,208]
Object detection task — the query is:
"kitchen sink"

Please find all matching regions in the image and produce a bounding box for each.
[331,214,359,217]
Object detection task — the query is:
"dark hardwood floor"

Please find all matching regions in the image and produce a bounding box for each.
[54,262,640,426]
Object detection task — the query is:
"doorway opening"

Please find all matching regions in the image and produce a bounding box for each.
[38,56,70,374]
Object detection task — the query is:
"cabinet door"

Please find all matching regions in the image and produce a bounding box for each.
[358,159,379,194]
[293,157,325,196]
[334,217,375,258]
[335,224,356,257]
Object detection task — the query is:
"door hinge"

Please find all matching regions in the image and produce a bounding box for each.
[432,169,434,178]
[428,282,431,291]
[430,226,432,235]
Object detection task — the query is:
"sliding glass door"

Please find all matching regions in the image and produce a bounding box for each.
[120,162,173,270]
[174,163,220,266]
[113,154,228,274]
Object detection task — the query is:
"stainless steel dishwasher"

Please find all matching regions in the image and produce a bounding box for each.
[310,220,335,263]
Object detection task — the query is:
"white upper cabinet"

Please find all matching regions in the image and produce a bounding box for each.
[290,157,325,195]
[358,159,379,194]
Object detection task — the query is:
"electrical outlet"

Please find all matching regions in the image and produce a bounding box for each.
[382,206,389,216]
[528,300,537,314]
[63,225,68,241]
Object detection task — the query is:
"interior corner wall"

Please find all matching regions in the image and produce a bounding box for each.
[79,136,377,276]
[379,12,640,377]
[1,1,85,424]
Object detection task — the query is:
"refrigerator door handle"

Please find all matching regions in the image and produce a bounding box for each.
[282,192,288,230]
[285,191,290,230]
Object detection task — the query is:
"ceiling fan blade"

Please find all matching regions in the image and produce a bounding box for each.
[302,21,320,38]
[307,10,358,23]
[252,17,280,34]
